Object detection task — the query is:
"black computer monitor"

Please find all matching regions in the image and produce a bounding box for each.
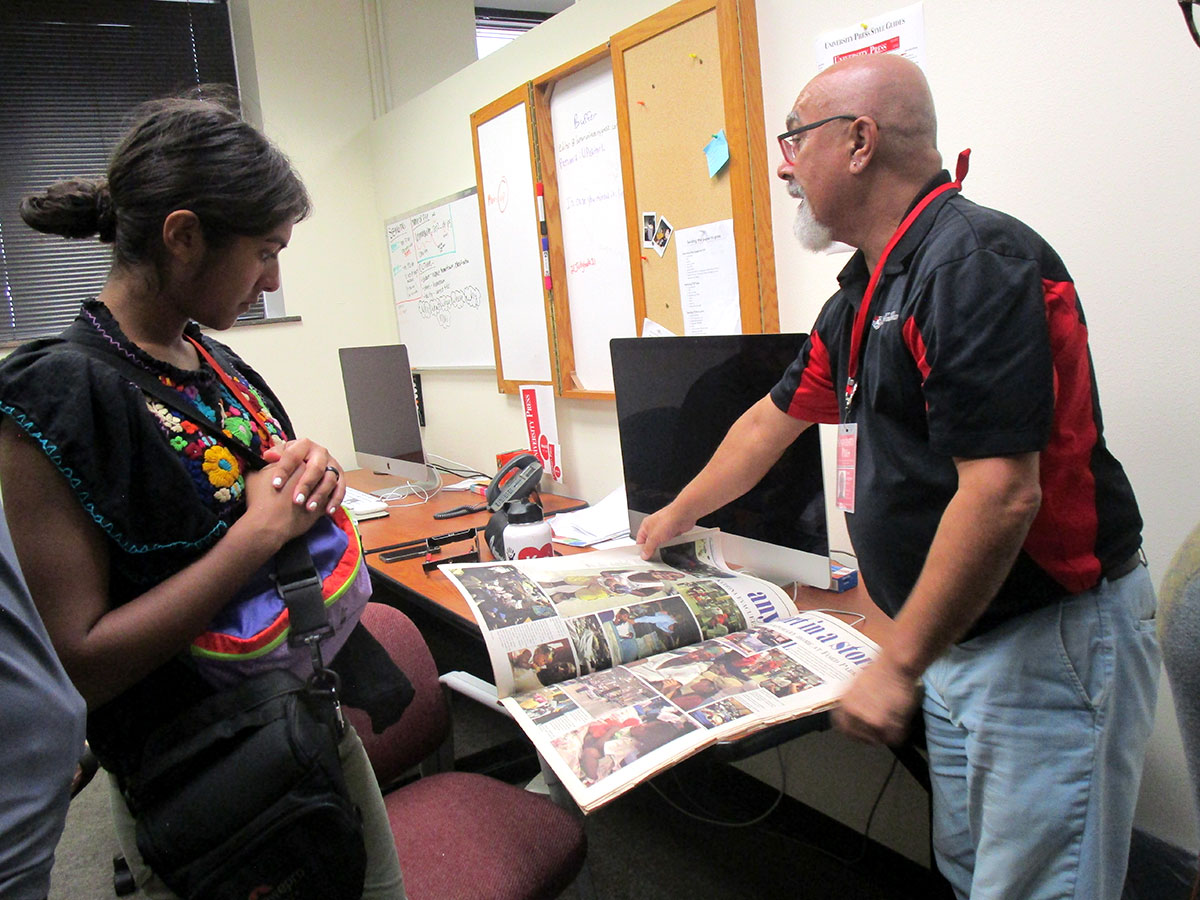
[611,334,830,588]
[337,344,436,493]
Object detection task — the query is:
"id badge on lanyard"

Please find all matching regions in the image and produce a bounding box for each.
[834,150,971,516]
[836,423,858,512]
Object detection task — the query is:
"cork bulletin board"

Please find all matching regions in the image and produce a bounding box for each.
[612,0,777,337]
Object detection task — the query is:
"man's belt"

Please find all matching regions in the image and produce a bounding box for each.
[1103,550,1145,583]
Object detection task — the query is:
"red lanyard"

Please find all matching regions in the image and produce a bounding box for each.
[844,149,970,411]
[185,335,276,446]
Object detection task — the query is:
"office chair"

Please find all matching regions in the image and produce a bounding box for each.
[347,602,589,900]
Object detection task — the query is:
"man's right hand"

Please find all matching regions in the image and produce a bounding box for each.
[636,504,697,560]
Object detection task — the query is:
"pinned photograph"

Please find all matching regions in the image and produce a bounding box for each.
[652,216,674,257]
[642,212,657,247]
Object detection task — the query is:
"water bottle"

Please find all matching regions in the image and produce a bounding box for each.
[502,499,553,560]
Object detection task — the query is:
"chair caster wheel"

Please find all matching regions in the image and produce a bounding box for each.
[113,854,136,896]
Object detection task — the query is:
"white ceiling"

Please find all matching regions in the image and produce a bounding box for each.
[483,1,574,15]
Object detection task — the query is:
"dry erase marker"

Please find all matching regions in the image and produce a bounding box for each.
[535,182,547,236]
[541,236,551,290]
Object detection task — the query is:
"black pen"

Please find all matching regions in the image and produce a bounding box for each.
[433,503,486,520]
[422,548,480,572]
[365,527,477,556]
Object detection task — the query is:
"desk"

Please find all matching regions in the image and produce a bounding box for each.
[346,469,588,632]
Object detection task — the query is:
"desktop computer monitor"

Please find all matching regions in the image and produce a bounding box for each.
[610,334,830,588]
[337,344,436,492]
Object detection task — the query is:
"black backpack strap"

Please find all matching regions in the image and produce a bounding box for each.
[275,534,333,650]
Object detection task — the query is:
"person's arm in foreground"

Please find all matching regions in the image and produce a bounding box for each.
[0,423,342,708]
[638,396,812,559]
[833,452,1042,745]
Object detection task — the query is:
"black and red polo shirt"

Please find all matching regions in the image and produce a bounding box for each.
[770,172,1142,636]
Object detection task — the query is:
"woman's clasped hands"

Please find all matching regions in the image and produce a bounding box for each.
[241,439,348,549]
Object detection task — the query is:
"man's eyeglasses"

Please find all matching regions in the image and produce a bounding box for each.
[777,114,859,164]
[1181,1,1200,49]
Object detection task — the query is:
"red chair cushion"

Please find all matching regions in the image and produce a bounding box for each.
[384,771,586,900]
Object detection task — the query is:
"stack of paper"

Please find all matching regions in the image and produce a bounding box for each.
[342,486,389,520]
[549,487,631,547]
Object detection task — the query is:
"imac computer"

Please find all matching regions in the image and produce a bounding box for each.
[337,344,437,495]
[610,334,831,589]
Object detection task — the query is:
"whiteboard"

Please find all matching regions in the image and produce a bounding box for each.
[548,59,637,392]
[385,188,493,369]
[475,103,553,383]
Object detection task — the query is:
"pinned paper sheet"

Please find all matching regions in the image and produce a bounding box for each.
[703,130,730,178]
[641,318,676,337]
[675,219,739,335]
[520,384,563,482]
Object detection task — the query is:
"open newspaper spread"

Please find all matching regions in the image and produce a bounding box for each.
[441,532,879,812]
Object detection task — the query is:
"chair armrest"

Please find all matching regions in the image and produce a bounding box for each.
[438,670,512,719]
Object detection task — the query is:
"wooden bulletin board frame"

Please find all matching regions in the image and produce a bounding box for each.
[532,45,636,400]
[469,0,777,399]
[470,85,556,394]
[612,0,778,336]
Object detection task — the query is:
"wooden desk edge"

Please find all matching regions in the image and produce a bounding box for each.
[346,468,590,629]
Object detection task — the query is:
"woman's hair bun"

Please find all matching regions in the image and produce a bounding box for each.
[19,178,115,242]
[94,181,117,243]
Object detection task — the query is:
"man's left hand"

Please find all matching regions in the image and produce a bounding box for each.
[831,655,922,746]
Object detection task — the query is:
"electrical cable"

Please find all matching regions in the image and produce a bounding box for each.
[757,754,900,867]
[647,746,787,827]
[649,742,904,869]
[428,453,488,479]
[377,479,444,508]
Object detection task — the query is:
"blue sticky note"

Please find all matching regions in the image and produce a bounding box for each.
[703,130,730,178]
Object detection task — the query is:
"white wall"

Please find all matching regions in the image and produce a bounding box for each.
[375,0,477,109]
[221,0,396,468]
[233,0,1200,862]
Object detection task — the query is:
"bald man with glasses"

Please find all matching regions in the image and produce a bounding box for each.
[639,54,1159,899]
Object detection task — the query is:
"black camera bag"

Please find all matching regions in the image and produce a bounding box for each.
[125,668,366,900]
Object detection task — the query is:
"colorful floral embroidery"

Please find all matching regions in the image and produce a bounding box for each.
[202,445,239,489]
[191,393,219,423]
[147,400,184,433]
[223,415,255,446]
[131,344,290,514]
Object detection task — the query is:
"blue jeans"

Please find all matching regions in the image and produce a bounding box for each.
[922,565,1159,900]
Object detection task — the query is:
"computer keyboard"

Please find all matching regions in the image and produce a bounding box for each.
[342,485,389,519]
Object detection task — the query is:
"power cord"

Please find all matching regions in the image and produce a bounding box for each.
[428,454,488,479]
[750,754,898,868]
[647,745,787,827]
[649,744,901,868]
[379,480,444,508]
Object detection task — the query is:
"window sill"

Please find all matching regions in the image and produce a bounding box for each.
[229,314,302,329]
[0,315,303,350]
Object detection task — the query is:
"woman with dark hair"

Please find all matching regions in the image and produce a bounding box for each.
[0,92,405,898]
